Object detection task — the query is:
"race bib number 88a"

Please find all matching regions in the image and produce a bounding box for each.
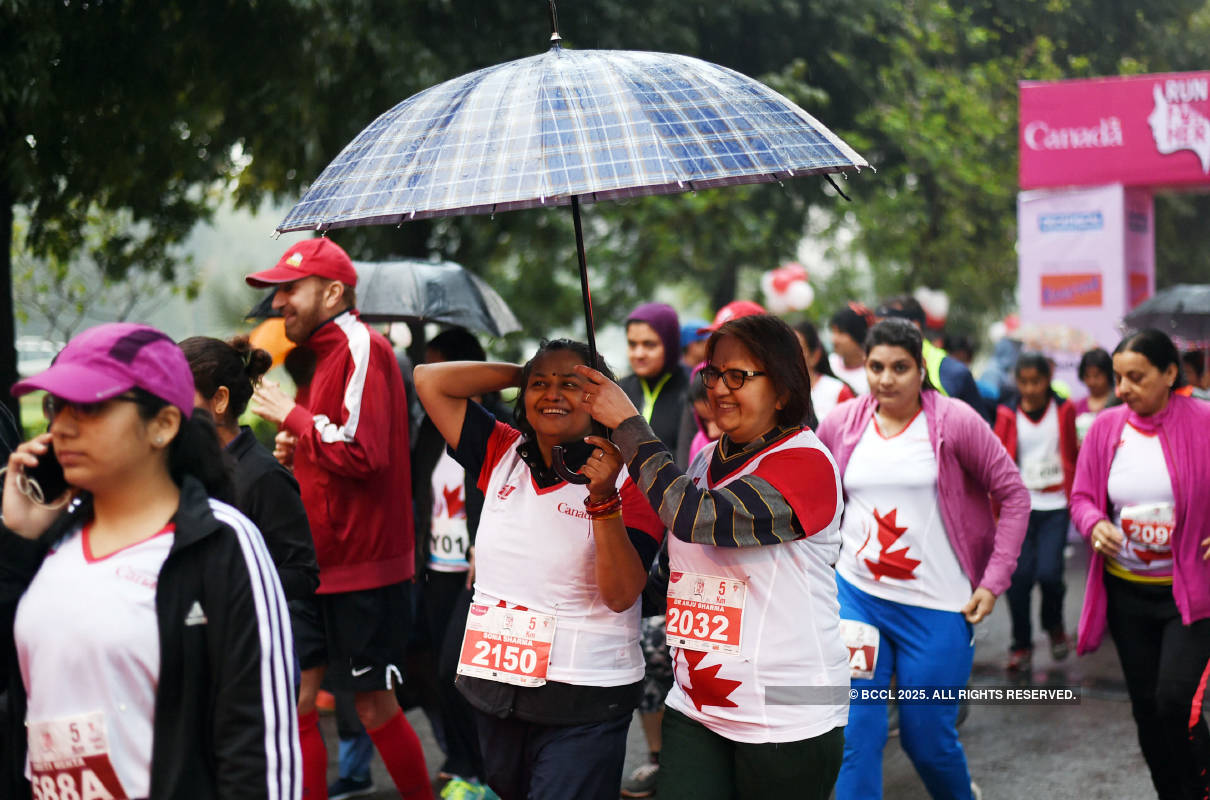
[665,571,745,655]
[29,712,127,800]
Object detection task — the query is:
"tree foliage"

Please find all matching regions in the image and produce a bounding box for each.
[4,0,1210,402]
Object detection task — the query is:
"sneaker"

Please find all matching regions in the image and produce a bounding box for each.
[441,777,486,800]
[1006,647,1032,673]
[971,779,983,799]
[1049,630,1070,661]
[620,762,660,798]
[328,775,375,800]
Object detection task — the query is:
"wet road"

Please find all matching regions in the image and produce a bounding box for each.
[333,545,1155,798]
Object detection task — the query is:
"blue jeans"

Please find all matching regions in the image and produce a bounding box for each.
[834,575,975,800]
[1006,508,1069,650]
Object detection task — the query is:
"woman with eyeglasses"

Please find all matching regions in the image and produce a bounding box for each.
[576,314,849,800]
[816,319,1028,800]
[0,322,299,800]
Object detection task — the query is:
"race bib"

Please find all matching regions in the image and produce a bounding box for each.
[839,619,880,681]
[457,604,555,687]
[28,712,128,800]
[428,516,471,572]
[1121,502,1175,551]
[1021,452,1063,491]
[665,571,745,655]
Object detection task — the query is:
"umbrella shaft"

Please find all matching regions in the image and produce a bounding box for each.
[570,196,598,365]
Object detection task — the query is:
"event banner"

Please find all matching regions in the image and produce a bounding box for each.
[1020,72,1210,189]
[1017,184,1154,394]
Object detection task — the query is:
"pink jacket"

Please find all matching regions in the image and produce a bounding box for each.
[817,391,1030,596]
[1070,393,1210,655]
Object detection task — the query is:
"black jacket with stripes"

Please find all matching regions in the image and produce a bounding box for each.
[0,476,299,799]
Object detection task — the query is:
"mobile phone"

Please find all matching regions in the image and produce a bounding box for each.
[25,444,68,504]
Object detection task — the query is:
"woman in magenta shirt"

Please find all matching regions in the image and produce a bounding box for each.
[1071,329,1210,799]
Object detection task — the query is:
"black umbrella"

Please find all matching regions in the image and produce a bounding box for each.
[1122,284,1210,344]
[247,259,521,337]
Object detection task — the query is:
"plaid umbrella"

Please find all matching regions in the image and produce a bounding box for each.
[277,8,868,480]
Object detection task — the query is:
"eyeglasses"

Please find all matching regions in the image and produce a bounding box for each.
[42,393,141,421]
[699,366,766,390]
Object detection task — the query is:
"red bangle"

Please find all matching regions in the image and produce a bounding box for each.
[590,510,622,522]
[586,498,623,518]
[584,492,621,511]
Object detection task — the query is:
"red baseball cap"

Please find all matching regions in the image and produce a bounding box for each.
[698,300,766,334]
[246,238,358,288]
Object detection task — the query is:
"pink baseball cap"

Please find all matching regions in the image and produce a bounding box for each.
[11,323,195,418]
[698,300,767,333]
[246,238,358,288]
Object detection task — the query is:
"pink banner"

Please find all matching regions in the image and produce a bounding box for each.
[1020,72,1210,189]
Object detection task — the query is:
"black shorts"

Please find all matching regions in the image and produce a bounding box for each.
[292,581,412,692]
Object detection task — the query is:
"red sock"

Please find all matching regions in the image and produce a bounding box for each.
[299,709,329,800]
[367,710,433,800]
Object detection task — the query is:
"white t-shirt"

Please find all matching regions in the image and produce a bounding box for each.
[837,412,971,611]
[1107,422,1174,578]
[467,421,663,687]
[829,353,869,395]
[429,449,471,572]
[664,430,850,744]
[1016,401,1067,512]
[811,374,854,423]
[16,524,174,800]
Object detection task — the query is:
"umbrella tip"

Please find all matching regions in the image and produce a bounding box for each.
[548,0,563,47]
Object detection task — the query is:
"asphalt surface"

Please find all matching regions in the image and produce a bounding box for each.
[327,545,1156,798]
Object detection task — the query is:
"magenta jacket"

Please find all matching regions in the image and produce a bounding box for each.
[817,391,1030,596]
[1070,393,1210,655]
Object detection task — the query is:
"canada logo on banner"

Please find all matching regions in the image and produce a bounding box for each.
[1020,71,1210,189]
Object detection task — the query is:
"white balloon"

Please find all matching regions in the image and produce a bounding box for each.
[785,281,814,311]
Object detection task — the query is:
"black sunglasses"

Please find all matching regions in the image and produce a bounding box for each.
[700,366,767,390]
[43,393,141,421]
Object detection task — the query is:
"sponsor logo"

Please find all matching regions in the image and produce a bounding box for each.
[1038,211,1103,233]
[1127,210,1149,233]
[1024,117,1123,151]
[286,252,304,267]
[351,665,373,677]
[115,565,157,590]
[1129,273,1151,308]
[556,502,592,520]
[184,600,208,626]
[1148,80,1210,173]
[1041,274,1103,307]
[496,484,517,500]
[470,604,489,617]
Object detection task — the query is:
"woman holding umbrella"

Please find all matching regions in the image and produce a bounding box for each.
[1072,329,1210,798]
[413,339,665,800]
[575,313,849,800]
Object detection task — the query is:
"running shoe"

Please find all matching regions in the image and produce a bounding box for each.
[971,779,983,799]
[620,762,660,798]
[1006,647,1032,673]
[328,775,375,800]
[1049,630,1070,661]
[440,778,486,800]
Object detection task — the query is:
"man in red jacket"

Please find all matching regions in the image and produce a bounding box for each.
[248,238,432,800]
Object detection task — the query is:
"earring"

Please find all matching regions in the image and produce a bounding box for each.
[155,437,164,446]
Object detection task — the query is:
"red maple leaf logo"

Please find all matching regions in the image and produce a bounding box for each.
[863,508,921,582]
[680,650,742,711]
[1134,547,1170,565]
[443,485,465,518]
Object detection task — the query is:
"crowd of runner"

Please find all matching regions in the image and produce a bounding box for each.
[2,237,1209,800]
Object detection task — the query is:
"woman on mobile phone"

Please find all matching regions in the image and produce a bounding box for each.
[1,322,298,800]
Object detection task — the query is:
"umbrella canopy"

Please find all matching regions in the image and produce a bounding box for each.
[276,12,867,482]
[1122,284,1210,343]
[248,259,522,337]
[277,47,866,232]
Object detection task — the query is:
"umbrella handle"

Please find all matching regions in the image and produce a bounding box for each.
[551,445,590,484]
